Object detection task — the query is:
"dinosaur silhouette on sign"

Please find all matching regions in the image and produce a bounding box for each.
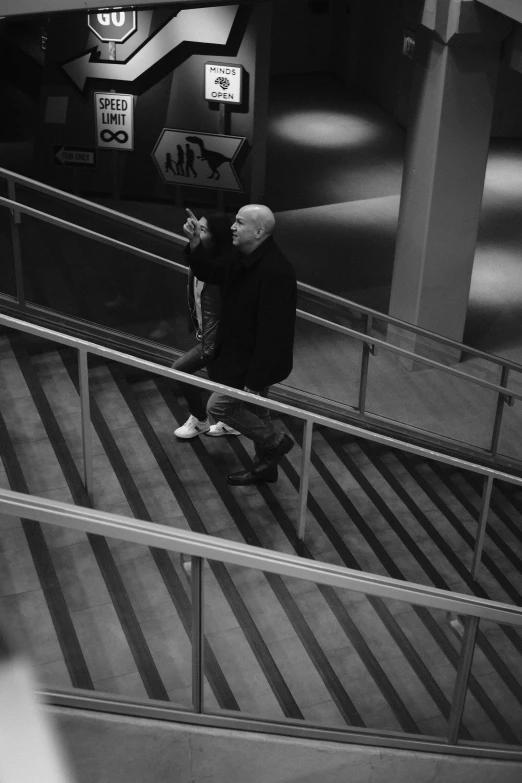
[185,135,232,180]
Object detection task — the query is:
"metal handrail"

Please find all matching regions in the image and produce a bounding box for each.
[3,165,522,375]
[296,310,521,403]
[0,311,520,485]
[1,313,520,751]
[5,485,522,755]
[0,301,521,603]
[1,486,521,626]
[0,196,186,273]
[1,193,520,406]
[297,280,522,373]
[0,167,187,247]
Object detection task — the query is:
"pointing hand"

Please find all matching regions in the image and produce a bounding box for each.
[183,208,201,242]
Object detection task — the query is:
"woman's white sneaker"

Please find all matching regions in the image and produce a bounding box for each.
[174,415,210,438]
[206,421,241,437]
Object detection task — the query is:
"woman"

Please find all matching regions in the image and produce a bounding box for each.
[173,212,240,439]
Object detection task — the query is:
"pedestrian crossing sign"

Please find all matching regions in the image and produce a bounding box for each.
[152,128,245,191]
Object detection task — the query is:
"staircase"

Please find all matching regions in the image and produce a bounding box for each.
[1,332,522,746]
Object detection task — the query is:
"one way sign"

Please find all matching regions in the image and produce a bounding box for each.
[53,145,97,168]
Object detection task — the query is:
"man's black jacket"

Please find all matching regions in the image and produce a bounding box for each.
[188,235,297,391]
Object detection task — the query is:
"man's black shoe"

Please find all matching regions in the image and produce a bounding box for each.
[227,465,278,485]
[255,433,293,472]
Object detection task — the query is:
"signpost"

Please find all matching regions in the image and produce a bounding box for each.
[53,145,97,168]
[87,10,137,43]
[94,92,134,150]
[152,129,245,192]
[203,62,244,206]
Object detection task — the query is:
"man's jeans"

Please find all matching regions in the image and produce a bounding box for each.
[172,344,210,421]
[207,387,282,453]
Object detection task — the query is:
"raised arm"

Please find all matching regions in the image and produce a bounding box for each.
[183,208,229,284]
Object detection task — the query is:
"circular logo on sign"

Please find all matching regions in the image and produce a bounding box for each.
[214,76,230,90]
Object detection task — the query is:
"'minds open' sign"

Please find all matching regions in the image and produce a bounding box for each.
[204,63,243,105]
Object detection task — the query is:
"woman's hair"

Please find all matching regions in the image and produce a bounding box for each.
[203,212,234,255]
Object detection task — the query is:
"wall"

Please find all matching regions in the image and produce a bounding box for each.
[329,0,522,135]
[270,0,334,74]
[333,0,414,126]
[49,705,522,783]
[0,18,44,143]
[491,26,522,136]
[31,2,269,205]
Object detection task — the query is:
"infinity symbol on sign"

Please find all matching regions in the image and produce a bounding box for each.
[101,129,129,143]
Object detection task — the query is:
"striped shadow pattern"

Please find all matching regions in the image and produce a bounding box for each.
[0,334,521,745]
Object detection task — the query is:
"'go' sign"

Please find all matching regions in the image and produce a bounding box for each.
[87,9,137,44]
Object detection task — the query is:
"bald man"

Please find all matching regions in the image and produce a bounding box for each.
[183,204,297,485]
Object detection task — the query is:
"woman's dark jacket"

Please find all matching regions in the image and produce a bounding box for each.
[187,268,221,357]
[185,246,221,357]
[188,236,297,391]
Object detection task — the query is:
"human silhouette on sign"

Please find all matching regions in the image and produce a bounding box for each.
[175,144,185,175]
[185,135,232,180]
[185,143,197,178]
[164,152,176,175]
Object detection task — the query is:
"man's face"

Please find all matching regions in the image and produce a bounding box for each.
[231,208,259,254]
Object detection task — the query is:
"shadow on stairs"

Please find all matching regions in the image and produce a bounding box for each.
[0,333,521,746]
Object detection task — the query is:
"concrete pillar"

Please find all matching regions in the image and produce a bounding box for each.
[389,0,512,346]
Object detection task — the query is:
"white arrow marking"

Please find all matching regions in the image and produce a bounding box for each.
[55,146,66,164]
[63,6,238,91]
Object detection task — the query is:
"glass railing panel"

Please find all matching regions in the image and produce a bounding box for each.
[460,618,522,746]
[3,483,522,751]
[12,183,190,281]
[202,557,285,718]
[496,369,522,463]
[13,183,185,249]
[0,202,16,299]
[296,290,365,330]
[382,325,507,395]
[364,338,498,449]
[479,477,522,606]
[0,511,75,695]
[0,507,198,707]
[202,560,460,737]
[18,211,192,351]
[283,316,363,408]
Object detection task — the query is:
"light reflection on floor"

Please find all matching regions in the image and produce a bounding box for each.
[271,109,386,148]
[466,143,522,361]
[266,76,522,364]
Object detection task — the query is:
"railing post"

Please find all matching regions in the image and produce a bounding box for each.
[447,615,479,743]
[471,474,494,581]
[7,179,25,308]
[358,314,373,416]
[78,349,94,504]
[490,366,510,457]
[191,556,204,714]
[297,419,313,540]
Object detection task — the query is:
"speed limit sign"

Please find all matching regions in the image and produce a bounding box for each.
[87,10,137,44]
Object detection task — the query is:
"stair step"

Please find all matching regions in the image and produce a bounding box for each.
[1,334,521,745]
